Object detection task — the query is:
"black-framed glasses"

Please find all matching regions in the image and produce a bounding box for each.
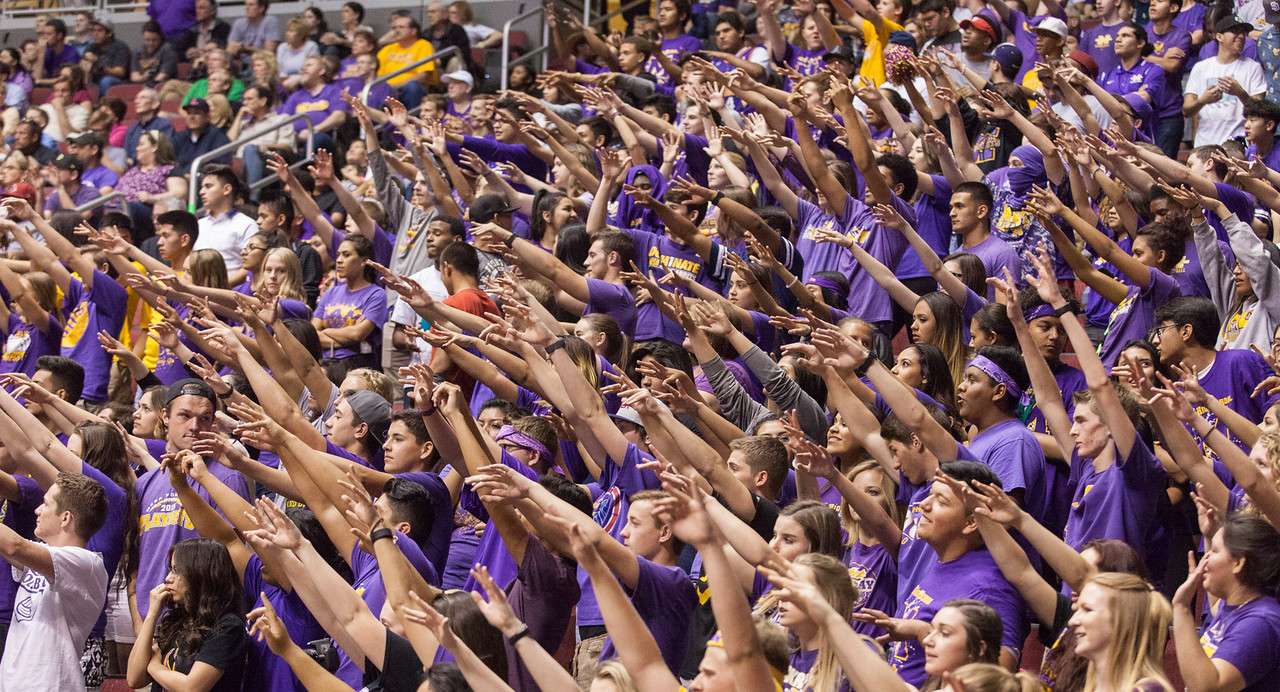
[1147,324,1178,342]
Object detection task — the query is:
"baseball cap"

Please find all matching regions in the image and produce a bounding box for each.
[1068,49,1099,79]
[52,153,83,172]
[1266,0,1280,25]
[468,193,517,223]
[183,98,210,112]
[164,378,218,408]
[1,182,36,204]
[1033,16,1069,38]
[442,70,474,89]
[985,43,1024,79]
[345,389,392,447]
[888,30,918,51]
[1121,92,1153,123]
[1213,15,1253,33]
[961,14,1001,43]
[91,16,114,32]
[609,407,646,429]
[69,131,104,148]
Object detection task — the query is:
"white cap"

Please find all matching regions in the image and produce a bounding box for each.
[442,70,474,88]
[1033,17,1068,38]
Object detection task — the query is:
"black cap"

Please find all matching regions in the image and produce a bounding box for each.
[468,194,517,223]
[52,153,83,172]
[164,378,219,408]
[1213,15,1253,33]
[822,44,857,64]
[184,98,211,112]
[69,131,104,148]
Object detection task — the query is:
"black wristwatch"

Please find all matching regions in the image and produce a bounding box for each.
[503,233,516,248]
[369,527,395,543]
[1053,303,1074,318]
[711,191,725,205]
[507,627,531,645]
[546,336,569,355]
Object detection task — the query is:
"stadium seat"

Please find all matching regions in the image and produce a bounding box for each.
[105,84,145,119]
[177,62,192,80]
[29,87,51,106]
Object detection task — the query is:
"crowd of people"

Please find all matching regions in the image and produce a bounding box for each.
[1,0,1280,689]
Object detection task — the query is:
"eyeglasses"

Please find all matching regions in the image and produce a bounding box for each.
[1147,324,1178,342]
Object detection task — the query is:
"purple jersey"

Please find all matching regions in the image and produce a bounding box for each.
[1099,267,1181,367]
[0,313,61,376]
[1145,24,1192,78]
[1100,59,1179,119]
[794,197,857,280]
[60,271,128,403]
[0,476,41,625]
[393,470,454,576]
[1196,349,1280,466]
[81,462,127,637]
[1063,441,1167,574]
[314,280,387,361]
[643,34,702,86]
[1198,596,1280,690]
[458,450,540,594]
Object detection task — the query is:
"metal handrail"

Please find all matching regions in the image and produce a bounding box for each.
[500,5,545,90]
[73,190,127,214]
[187,112,314,212]
[359,46,459,106]
[506,45,550,72]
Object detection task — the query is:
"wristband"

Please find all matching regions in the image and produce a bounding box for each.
[1053,303,1074,318]
[507,627,531,645]
[369,527,395,543]
[711,191,725,205]
[503,233,515,248]
[546,336,569,355]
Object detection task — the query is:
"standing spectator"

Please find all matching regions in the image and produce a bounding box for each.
[1100,24,1179,144]
[227,0,282,64]
[1081,0,1129,76]
[82,18,131,93]
[276,18,321,91]
[173,99,232,174]
[194,165,258,279]
[33,19,79,86]
[1183,15,1267,146]
[1245,98,1280,172]
[67,133,117,192]
[279,56,348,152]
[148,0,197,46]
[320,2,373,58]
[226,84,293,196]
[918,0,963,56]
[43,153,98,219]
[123,89,174,166]
[957,12,1000,79]
[377,11,437,110]
[441,70,474,125]
[132,22,181,88]
[181,0,231,60]
[0,473,109,691]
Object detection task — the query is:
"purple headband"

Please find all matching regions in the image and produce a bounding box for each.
[1024,303,1056,323]
[494,425,553,461]
[968,355,1028,405]
[807,276,843,294]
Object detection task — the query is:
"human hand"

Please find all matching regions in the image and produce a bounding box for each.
[469,564,525,636]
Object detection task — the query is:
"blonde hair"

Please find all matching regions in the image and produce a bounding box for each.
[592,660,637,692]
[790,553,857,692]
[206,94,233,129]
[947,663,1041,692]
[840,459,900,546]
[250,49,279,83]
[1253,432,1280,495]
[345,368,398,403]
[255,247,306,302]
[187,249,229,289]
[1081,573,1173,692]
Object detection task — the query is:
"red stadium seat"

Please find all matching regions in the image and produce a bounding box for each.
[29,87,51,105]
[160,98,182,115]
[177,62,192,80]
[509,30,528,54]
[105,84,145,119]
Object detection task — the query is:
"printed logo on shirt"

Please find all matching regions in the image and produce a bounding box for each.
[792,54,825,76]
[973,131,999,165]
[138,495,195,533]
[1071,483,1096,509]
[783,666,812,692]
[294,99,334,115]
[61,298,89,349]
[801,218,839,242]
[3,326,31,363]
[320,303,366,329]
[901,503,925,544]
[1098,291,1137,352]
[1094,34,1114,48]
[847,563,877,610]
[14,569,49,623]
[646,246,702,281]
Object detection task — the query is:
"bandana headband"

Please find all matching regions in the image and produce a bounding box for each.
[807,276,843,294]
[1024,304,1056,322]
[968,355,1029,407]
[494,425,553,461]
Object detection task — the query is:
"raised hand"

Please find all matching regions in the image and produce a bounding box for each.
[1024,244,1064,305]
[248,597,295,656]
[971,480,1024,528]
[469,565,524,635]
[309,148,336,186]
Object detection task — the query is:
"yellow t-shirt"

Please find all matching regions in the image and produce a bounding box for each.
[859,18,903,86]
[376,39,438,87]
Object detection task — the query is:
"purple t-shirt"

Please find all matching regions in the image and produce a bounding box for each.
[783,43,826,77]
[598,556,696,674]
[281,82,349,131]
[134,460,251,618]
[1198,596,1280,690]
[894,477,936,605]
[900,175,953,280]
[1246,142,1280,174]
[1100,59,1178,119]
[1196,349,1280,467]
[1063,440,1167,574]
[243,554,326,692]
[845,540,897,638]
[967,418,1051,527]
[60,271,128,403]
[1098,267,1180,367]
[458,450,540,594]
[963,235,1022,298]
[0,475,41,625]
[890,548,1028,686]
[627,228,715,343]
[314,280,387,360]
[1145,24,1192,79]
[1081,22,1126,76]
[844,196,915,324]
[794,197,857,280]
[0,312,62,376]
[507,537,581,692]
[584,278,637,336]
[393,470,454,577]
[643,34,702,86]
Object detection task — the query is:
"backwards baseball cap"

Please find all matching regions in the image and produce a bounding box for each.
[986,43,1024,79]
[1267,0,1280,25]
[610,407,646,429]
[1,182,36,204]
[961,14,1001,43]
[468,193,517,223]
[1067,48,1099,79]
[52,153,83,173]
[1033,16,1069,38]
[183,98,211,112]
[442,70,475,89]
[888,30,918,52]
[345,389,392,447]
[1213,15,1253,33]
[164,378,218,408]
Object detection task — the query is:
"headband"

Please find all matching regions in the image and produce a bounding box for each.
[807,276,843,294]
[1024,303,1056,322]
[494,425,553,461]
[968,355,1029,407]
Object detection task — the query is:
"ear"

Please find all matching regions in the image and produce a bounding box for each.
[392,519,412,536]
[976,203,991,219]
[419,441,435,462]
[753,469,769,490]
[990,382,1008,405]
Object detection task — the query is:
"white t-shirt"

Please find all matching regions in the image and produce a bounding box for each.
[390,264,449,364]
[0,545,108,692]
[1051,94,1115,133]
[195,210,260,272]
[1184,56,1267,146]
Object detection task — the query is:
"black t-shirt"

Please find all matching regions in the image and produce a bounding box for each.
[363,630,425,692]
[153,613,248,692]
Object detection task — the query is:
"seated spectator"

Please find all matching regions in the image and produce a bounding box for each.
[11,118,56,166]
[86,97,129,167]
[0,152,36,202]
[132,21,180,88]
[181,49,245,105]
[334,29,378,93]
[67,10,96,56]
[449,1,501,48]
[173,98,231,173]
[300,7,330,45]
[376,11,437,110]
[227,0,282,64]
[247,49,282,96]
[425,1,472,74]
[227,84,294,196]
[277,17,320,90]
[207,94,233,130]
[320,2,374,58]
[42,152,99,219]
[81,18,130,93]
[180,0,230,60]
[123,89,173,167]
[37,75,89,144]
[68,132,117,192]
[33,18,78,85]
[336,52,390,110]
[280,56,348,152]
[115,130,186,236]
[0,62,27,139]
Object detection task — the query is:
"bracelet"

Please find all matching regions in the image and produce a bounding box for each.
[546,336,569,355]
[503,234,515,248]
[507,627,531,645]
[369,527,395,543]
[711,191,725,205]
[1053,303,1074,318]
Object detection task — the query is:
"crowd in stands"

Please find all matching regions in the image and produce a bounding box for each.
[2,0,1280,689]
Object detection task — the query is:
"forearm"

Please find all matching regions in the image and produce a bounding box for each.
[1173,608,1222,692]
